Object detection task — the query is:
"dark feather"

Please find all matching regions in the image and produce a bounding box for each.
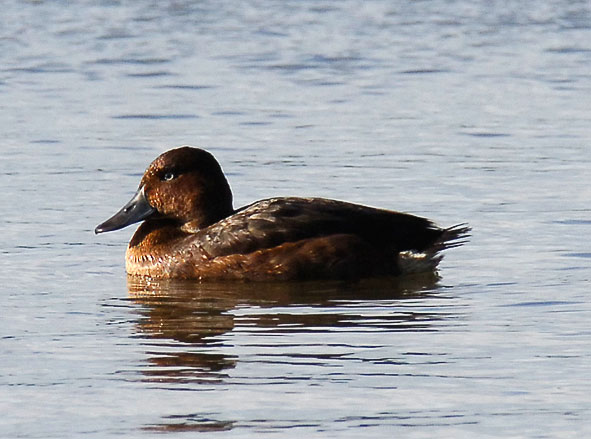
[197,197,453,257]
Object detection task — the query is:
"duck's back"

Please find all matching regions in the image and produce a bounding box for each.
[197,197,446,257]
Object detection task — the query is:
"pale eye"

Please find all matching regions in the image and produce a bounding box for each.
[163,172,176,181]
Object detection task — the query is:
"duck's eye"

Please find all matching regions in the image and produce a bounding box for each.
[162,171,176,181]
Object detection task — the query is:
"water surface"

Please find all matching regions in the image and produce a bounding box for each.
[1,1,590,438]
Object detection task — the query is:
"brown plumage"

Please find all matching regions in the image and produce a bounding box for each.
[95,146,470,281]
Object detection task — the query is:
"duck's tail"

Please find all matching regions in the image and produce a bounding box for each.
[398,223,471,274]
[433,223,471,252]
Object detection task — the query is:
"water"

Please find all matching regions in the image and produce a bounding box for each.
[1,1,590,437]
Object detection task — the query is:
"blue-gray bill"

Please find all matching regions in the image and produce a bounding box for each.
[95,187,155,234]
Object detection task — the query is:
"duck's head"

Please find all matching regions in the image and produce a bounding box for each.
[95,146,233,234]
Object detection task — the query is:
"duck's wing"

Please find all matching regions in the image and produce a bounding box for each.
[197,197,465,257]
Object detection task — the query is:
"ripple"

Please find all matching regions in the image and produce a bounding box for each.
[400,68,451,74]
[155,84,214,90]
[545,47,591,54]
[92,57,170,65]
[563,252,591,259]
[125,71,172,77]
[5,64,73,74]
[112,114,198,120]
[461,132,511,138]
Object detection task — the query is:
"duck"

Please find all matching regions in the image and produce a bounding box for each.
[95,146,470,281]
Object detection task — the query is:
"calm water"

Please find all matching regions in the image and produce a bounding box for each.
[2,1,590,437]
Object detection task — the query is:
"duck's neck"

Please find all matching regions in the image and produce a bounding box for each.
[181,204,234,233]
[197,181,234,228]
[128,220,182,251]
[126,220,190,276]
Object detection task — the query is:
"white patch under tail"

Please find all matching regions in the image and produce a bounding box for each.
[398,223,471,275]
[398,250,442,274]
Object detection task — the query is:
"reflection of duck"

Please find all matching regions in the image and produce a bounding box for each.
[96,147,470,281]
[127,274,444,388]
[128,273,442,346]
[128,275,447,433]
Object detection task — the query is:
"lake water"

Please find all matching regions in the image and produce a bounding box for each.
[1,1,590,437]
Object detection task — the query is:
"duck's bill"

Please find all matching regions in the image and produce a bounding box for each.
[95,188,156,234]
